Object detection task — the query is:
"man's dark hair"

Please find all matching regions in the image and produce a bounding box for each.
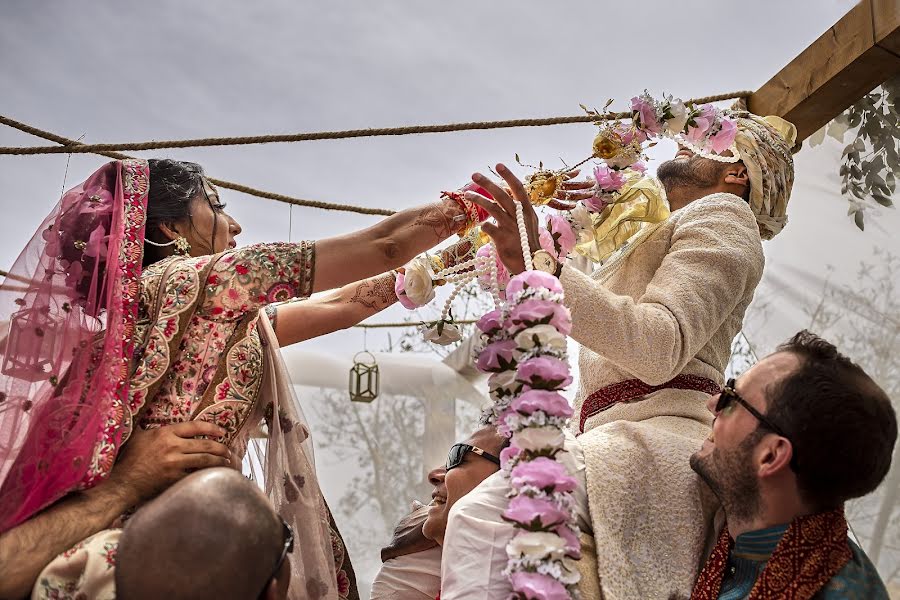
[766,330,897,510]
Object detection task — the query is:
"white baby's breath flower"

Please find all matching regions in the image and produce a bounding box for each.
[512,425,566,452]
[515,324,567,354]
[665,99,688,134]
[568,204,595,244]
[506,532,568,561]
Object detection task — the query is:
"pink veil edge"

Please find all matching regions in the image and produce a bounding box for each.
[0,159,149,533]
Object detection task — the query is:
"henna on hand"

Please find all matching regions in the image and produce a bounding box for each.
[412,200,467,241]
[348,273,397,309]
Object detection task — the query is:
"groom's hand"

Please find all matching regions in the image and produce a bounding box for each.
[466,164,540,274]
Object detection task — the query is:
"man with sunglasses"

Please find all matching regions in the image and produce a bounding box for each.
[115,468,293,600]
[690,330,895,599]
[369,426,507,600]
[422,426,508,547]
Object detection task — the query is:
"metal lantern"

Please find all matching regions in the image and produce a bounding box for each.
[2,305,65,382]
[349,350,379,403]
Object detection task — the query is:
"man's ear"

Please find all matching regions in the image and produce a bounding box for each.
[757,436,794,479]
[723,164,749,189]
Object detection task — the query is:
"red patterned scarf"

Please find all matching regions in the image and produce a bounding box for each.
[691,509,852,600]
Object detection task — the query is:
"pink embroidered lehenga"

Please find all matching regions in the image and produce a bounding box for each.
[0,160,353,599]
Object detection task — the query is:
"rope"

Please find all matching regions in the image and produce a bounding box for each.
[354,319,477,329]
[0,91,750,155]
[0,269,37,289]
[0,116,395,217]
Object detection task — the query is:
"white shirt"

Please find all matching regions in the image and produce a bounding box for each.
[439,431,591,600]
[370,546,442,600]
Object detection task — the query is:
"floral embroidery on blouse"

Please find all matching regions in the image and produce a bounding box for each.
[129,242,315,444]
[200,241,315,319]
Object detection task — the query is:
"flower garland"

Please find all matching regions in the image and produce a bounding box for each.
[476,264,582,599]
[396,203,581,597]
[396,91,739,314]
[523,91,739,265]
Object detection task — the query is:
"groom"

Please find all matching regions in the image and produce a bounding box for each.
[440,113,798,599]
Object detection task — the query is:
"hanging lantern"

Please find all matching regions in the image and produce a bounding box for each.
[349,351,379,403]
[2,304,66,382]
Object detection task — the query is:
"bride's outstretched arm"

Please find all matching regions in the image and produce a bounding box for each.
[311,197,468,293]
[272,239,474,347]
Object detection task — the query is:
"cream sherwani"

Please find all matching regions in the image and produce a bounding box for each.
[440,193,764,600]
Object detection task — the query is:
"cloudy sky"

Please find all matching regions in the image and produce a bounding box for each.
[0,0,861,356]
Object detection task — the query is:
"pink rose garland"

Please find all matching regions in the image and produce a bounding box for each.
[475,270,581,597]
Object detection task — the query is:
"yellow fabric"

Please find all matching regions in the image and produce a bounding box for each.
[574,176,670,263]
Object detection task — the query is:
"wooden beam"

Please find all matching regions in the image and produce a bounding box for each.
[749,0,900,142]
[874,0,900,55]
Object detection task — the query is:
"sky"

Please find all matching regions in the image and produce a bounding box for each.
[0,0,861,358]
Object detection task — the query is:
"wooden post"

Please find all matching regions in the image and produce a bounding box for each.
[749,0,900,142]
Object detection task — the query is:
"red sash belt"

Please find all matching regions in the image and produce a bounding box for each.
[579,374,721,433]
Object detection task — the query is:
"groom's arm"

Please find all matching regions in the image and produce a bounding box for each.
[559,194,763,384]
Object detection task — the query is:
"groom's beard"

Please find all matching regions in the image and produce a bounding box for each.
[690,431,763,523]
[657,156,724,195]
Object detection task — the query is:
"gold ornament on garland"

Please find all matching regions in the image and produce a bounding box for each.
[524,169,563,206]
[349,350,380,403]
[591,123,645,169]
[515,155,569,206]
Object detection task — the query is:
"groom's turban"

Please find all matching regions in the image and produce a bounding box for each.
[730,112,797,240]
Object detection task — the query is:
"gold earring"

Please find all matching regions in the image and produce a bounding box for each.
[173,237,191,256]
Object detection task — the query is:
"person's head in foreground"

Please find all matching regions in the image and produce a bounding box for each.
[656,113,796,240]
[422,424,509,545]
[116,468,292,600]
[689,330,896,597]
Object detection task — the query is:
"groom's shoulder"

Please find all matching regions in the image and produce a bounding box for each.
[671,192,758,234]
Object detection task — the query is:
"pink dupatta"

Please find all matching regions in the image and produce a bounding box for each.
[0,159,149,532]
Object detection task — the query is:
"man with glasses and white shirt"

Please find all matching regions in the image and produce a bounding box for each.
[370,425,507,600]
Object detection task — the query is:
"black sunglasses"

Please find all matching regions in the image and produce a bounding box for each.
[717,378,797,469]
[446,443,501,471]
[258,516,294,598]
